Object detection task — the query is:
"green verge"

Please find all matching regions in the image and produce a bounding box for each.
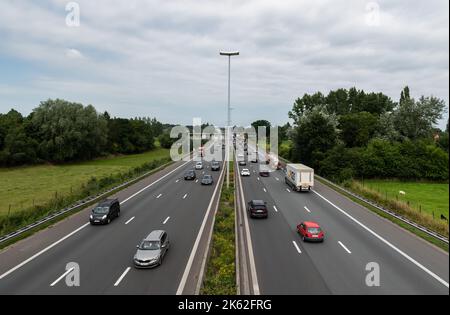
[201,162,236,295]
[317,177,449,252]
[0,156,173,244]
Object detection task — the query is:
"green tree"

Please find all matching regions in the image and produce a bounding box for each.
[339,112,379,147]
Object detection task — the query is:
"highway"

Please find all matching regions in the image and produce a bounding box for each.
[0,153,225,295]
[236,149,449,295]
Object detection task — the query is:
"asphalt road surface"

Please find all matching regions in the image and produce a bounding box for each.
[0,155,224,295]
[237,150,449,295]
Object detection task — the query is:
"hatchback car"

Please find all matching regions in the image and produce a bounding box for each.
[90,199,120,225]
[211,161,220,171]
[184,170,196,180]
[195,162,203,170]
[297,222,325,242]
[201,174,214,185]
[241,169,251,177]
[247,200,268,218]
[259,168,270,177]
[134,230,170,268]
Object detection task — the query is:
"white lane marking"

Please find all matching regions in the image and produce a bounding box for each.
[286,188,291,193]
[0,223,89,280]
[176,179,180,183]
[304,206,311,213]
[163,217,170,225]
[50,267,74,287]
[292,241,302,254]
[338,241,352,254]
[195,179,199,183]
[177,163,226,295]
[121,162,189,204]
[125,217,135,225]
[156,194,163,199]
[263,188,267,193]
[312,190,449,289]
[114,267,131,287]
[183,193,188,199]
[275,177,279,181]
[273,206,278,212]
[257,177,260,181]
[0,161,190,280]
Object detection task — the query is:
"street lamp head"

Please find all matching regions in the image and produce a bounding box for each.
[220,51,240,56]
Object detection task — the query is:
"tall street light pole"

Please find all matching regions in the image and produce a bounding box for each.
[220,51,239,188]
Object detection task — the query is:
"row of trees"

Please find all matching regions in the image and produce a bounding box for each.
[285,87,449,182]
[0,99,164,166]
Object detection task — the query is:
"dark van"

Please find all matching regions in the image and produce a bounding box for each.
[90,199,121,225]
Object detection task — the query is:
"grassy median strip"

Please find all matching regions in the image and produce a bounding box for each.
[201,162,236,295]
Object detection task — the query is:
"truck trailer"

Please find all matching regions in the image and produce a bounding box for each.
[285,164,314,192]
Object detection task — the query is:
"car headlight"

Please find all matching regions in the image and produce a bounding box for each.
[90,215,93,220]
[102,215,107,220]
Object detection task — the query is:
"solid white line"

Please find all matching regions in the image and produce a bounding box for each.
[121,162,189,204]
[312,190,449,289]
[156,193,162,199]
[50,267,74,287]
[338,241,352,254]
[273,206,278,212]
[286,188,291,193]
[0,161,190,280]
[183,194,188,199]
[292,241,302,254]
[176,164,226,295]
[304,206,311,213]
[125,217,135,225]
[114,267,131,287]
[163,217,170,225]
[0,223,89,280]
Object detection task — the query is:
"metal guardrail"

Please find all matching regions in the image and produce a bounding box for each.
[0,160,175,246]
[278,156,449,244]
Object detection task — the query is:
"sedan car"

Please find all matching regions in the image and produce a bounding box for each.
[134,230,170,268]
[195,161,203,170]
[297,222,325,242]
[90,199,120,225]
[201,174,214,185]
[184,170,196,180]
[241,168,251,177]
[248,200,268,218]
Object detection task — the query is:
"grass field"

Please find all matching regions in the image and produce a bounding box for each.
[0,148,169,216]
[359,180,449,219]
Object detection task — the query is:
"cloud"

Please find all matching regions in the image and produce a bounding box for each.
[0,0,448,128]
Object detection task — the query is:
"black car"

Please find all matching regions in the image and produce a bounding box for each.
[248,200,268,218]
[184,170,196,180]
[251,158,258,163]
[90,199,120,225]
[211,161,220,171]
[201,174,214,185]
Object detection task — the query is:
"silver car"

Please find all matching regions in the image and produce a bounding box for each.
[134,230,170,268]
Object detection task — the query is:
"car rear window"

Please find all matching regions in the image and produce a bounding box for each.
[308,227,321,234]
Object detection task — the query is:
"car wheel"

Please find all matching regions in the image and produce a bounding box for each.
[302,236,306,242]
[107,218,111,224]
[159,257,163,266]
[117,211,120,218]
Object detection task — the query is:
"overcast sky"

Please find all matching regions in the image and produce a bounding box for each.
[0,0,448,128]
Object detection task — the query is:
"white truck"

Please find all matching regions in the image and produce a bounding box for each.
[285,164,314,192]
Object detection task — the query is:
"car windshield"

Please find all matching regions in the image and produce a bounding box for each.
[140,241,160,250]
[93,206,109,214]
[203,175,212,180]
[308,227,321,234]
[243,169,249,172]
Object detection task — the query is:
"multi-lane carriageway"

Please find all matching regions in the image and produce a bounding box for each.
[0,146,448,295]
[236,152,449,295]
[0,157,225,294]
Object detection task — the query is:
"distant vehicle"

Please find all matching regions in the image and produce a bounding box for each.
[195,161,203,170]
[184,170,196,180]
[199,147,205,157]
[251,157,258,163]
[241,168,251,177]
[248,200,268,218]
[211,161,220,171]
[259,166,270,177]
[201,174,214,185]
[134,230,170,268]
[297,222,324,242]
[90,199,120,225]
[285,164,314,192]
[239,160,247,166]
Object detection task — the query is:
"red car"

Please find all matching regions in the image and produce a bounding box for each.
[297,222,325,242]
